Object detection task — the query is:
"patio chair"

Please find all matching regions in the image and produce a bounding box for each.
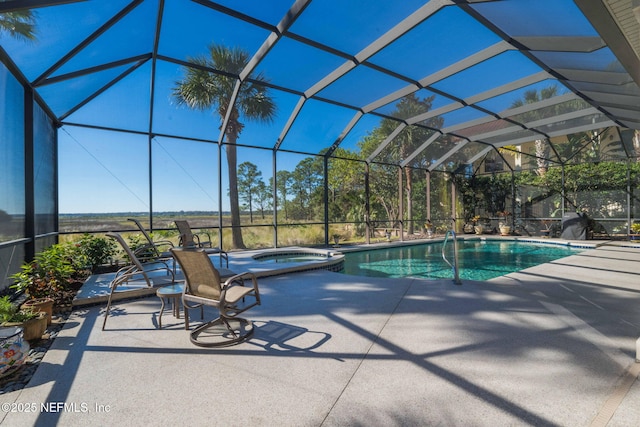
[128,218,174,262]
[174,220,228,267]
[102,232,178,330]
[170,247,261,347]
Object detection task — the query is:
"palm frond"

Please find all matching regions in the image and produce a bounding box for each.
[0,10,37,41]
[173,43,277,131]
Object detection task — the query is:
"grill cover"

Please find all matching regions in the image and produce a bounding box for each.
[560,213,588,240]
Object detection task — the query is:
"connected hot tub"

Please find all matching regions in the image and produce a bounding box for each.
[252,248,344,276]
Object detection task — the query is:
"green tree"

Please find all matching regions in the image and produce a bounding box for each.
[583,128,626,163]
[0,9,37,40]
[553,128,625,165]
[510,85,590,176]
[327,148,363,222]
[253,180,271,220]
[359,131,400,227]
[555,132,590,164]
[173,44,276,248]
[272,170,293,221]
[365,93,441,233]
[237,161,263,223]
[290,157,323,221]
[510,86,559,175]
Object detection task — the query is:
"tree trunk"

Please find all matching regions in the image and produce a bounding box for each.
[282,194,288,221]
[405,167,413,234]
[535,139,548,176]
[425,169,431,221]
[226,136,245,249]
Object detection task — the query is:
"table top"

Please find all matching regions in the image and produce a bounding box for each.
[156,283,185,296]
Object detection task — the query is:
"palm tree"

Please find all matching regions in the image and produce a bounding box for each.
[510,86,559,176]
[173,44,276,249]
[374,93,441,234]
[0,9,37,40]
[509,86,591,175]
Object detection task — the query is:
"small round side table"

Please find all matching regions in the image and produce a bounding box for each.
[156,283,185,328]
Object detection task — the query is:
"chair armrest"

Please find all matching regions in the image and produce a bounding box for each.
[153,239,175,247]
[134,244,160,261]
[152,240,175,254]
[111,268,173,288]
[113,260,174,284]
[222,271,258,289]
[114,264,137,278]
[193,231,212,248]
[220,271,260,316]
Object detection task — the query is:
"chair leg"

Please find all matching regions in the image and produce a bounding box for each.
[184,305,190,330]
[102,292,115,331]
[189,316,254,347]
[220,317,237,338]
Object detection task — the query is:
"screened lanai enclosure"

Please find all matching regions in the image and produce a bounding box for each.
[1,0,640,289]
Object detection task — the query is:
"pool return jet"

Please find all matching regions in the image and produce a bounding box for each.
[442,230,462,285]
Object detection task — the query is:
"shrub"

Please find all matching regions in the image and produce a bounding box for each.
[74,234,117,271]
[126,234,157,262]
[10,243,74,302]
[0,296,40,323]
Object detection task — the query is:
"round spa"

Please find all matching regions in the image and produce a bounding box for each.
[252,248,344,276]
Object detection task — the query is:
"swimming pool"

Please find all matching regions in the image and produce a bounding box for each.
[341,240,585,281]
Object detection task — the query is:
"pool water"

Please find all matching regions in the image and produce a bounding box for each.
[342,240,583,281]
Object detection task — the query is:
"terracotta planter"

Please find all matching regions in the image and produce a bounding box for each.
[22,297,53,325]
[23,315,47,341]
[474,225,484,234]
[2,313,47,341]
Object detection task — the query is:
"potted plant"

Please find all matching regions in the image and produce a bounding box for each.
[471,216,483,234]
[0,296,47,341]
[463,218,475,234]
[332,234,341,247]
[497,211,511,236]
[10,243,74,322]
[630,223,640,240]
[21,297,54,326]
[424,220,434,238]
[540,220,552,238]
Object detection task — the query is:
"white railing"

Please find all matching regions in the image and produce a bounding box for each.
[442,230,462,285]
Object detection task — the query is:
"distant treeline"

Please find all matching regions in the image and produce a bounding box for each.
[59,211,231,218]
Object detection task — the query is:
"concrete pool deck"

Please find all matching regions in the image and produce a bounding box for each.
[1,239,640,426]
